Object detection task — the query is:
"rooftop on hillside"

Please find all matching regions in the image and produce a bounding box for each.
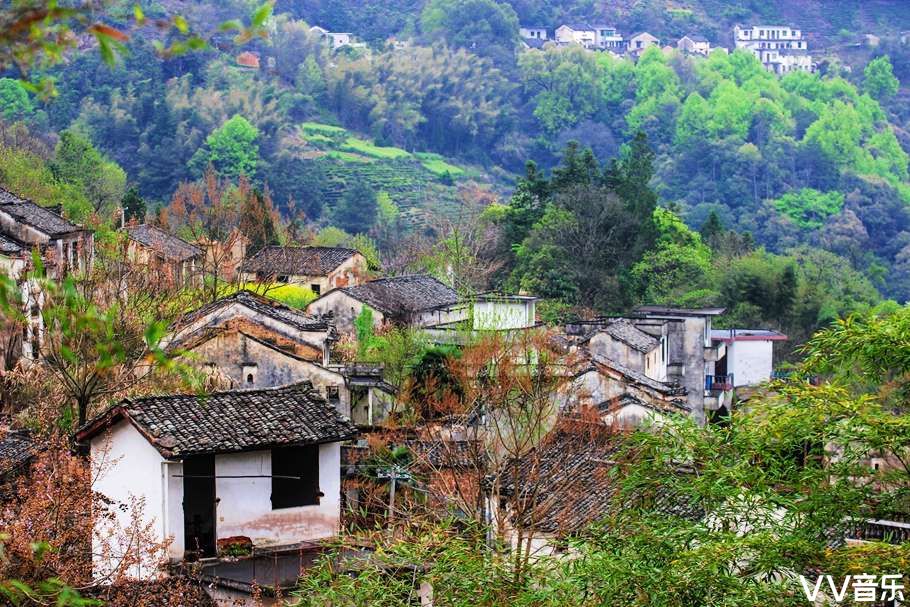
[239,245,360,277]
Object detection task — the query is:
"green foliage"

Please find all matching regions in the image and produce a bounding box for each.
[772,188,845,229]
[332,179,378,234]
[0,78,35,122]
[341,137,411,159]
[121,185,146,223]
[51,130,126,216]
[190,115,259,179]
[864,55,899,100]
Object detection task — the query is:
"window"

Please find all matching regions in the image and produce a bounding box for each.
[242,364,257,386]
[276,275,289,283]
[271,445,320,509]
[311,283,321,296]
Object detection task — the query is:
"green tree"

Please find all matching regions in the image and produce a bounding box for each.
[420,0,519,64]
[190,115,259,179]
[864,55,899,100]
[121,185,146,224]
[0,78,34,121]
[332,180,378,235]
[50,130,126,214]
[772,188,844,229]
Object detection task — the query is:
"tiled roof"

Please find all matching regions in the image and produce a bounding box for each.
[76,383,358,458]
[336,275,458,317]
[603,319,659,353]
[635,305,725,317]
[177,290,329,333]
[0,430,37,478]
[500,424,700,534]
[596,393,687,416]
[682,33,709,42]
[0,233,25,255]
[239,246,359,277]
[405,440,478,469]
[126,224,201,262]
[591,355,687,396]
[0,187,85,237]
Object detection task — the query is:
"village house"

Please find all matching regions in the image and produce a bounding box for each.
[733,25,814,74]
[239,245,368,296]
[309,26,363,51]
[76,383,358,579]
[553,23,624,50]
[193,229,248,283]
[164,291,395,422]
[519,26,548,41]
[709,328,788,388]
[584,318,668,382]
[424,292,538,344]
[0,187,94,278]
[125,224,203,288]
[677,34,712,55]
[306,274,461,333]
[0,188,94,361]
[627,32,660,56]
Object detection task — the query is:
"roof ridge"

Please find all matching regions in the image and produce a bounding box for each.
[125,381,318,404]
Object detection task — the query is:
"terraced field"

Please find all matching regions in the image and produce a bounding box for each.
[297,122,483,226]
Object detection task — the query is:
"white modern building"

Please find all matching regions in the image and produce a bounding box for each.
[733,25,814,74]
[710,328,788,388]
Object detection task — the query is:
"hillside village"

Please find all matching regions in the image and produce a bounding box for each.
[2,2,910,606]
[0,180,903,605]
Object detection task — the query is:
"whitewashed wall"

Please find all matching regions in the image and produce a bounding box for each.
[729,340,774,387]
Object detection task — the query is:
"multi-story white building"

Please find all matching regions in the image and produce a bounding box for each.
[733,25,814,74]
[553,23,624,50]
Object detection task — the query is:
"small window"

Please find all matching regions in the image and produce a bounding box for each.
[311,284,321,296]
[271,446,319,509]
[246,374,254,385]
[276,275,289,283]
[242,364,257,386]
[326,385,340,400]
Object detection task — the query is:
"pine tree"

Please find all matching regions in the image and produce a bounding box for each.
[122,186,146,224]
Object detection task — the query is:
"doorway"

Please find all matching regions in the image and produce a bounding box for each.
[183,455,217,559]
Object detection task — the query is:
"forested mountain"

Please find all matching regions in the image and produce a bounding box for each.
[3,0,910,312]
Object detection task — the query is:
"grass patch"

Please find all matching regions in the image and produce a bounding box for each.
[415,152,466,177]
[304,133,335,145]
[301,121,347,135]
[341,137,411,159]
[327,150,374,163]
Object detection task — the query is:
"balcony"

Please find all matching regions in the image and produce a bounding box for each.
[705,374,734,392]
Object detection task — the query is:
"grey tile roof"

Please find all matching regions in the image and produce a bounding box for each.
[126,224,201,262]
[239,246,359,277]
[0,430,37,478]
[338,275,457,317]
[500,425,700,535]
[710,329,788,342]
[590,355,687,396]
[682,34,709,43]
[595,393,687,416]
[0,233,25,255]
[0,187,85,237]
[177,290,329,333]
[76,383,358,458]
[604,319,659,353]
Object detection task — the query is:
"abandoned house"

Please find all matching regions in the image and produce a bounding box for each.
[75,382,358,579]
[0,187,94,279]
[163,291,395,420]
[306,274,461,333]
[125,224,203,287]
[565,354,688,428]
[0,429,37,499]
[583,318,668,383]
[0,187,94,361]
[238,246,368,295]
[423,292,539,344]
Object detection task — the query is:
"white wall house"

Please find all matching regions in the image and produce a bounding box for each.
[733,25,813,74]
[519,26,548,41]
[554,24,597,48]
[76,383,357,581]
[710,329,787,387]
[594,25,624,50]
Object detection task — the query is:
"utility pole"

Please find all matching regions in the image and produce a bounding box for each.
[377,465,411,523]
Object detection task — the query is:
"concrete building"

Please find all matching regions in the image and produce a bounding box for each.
[76,383,358,579]
[710,329,787,388]
[633,306,728,424]
[239,246,368,296]
[306,275,463,333]
[519,26,548,41]
[677,34,712,55]
[310,26,357,50]
[553,23,624,50]
[125,224,202,288]
[733,25,814,74]
[628,32,660,56]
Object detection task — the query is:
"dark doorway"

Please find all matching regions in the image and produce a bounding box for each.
[183,455,216,559]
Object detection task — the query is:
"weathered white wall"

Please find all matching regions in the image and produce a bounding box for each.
[307,291,379,333]
[472,300,535,330]
[214,443,341,546]
[90,420,168,580]
[729,340,774,387]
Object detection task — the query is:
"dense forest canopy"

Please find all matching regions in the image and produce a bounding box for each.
[2,0,910,317]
